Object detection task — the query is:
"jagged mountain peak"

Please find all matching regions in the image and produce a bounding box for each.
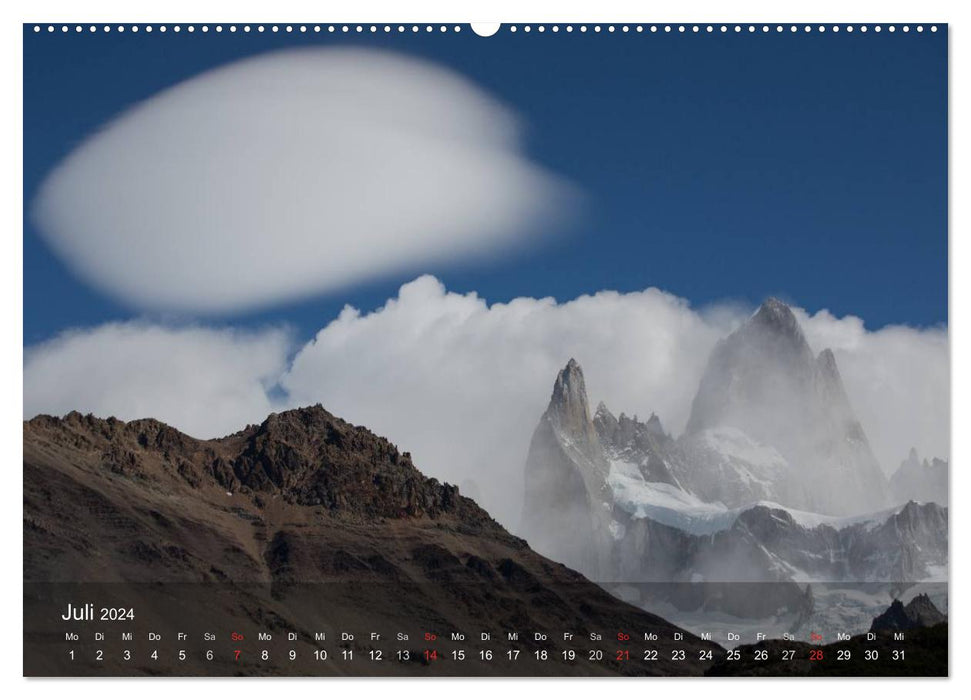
[241,403,354,444]
[552,357,585,395]
[264,402,335,423]
[522,359,613,577]
[814,348,857,423]
[684,295,888,515]
[591,404,670,448]
[752,296,800,330]
[545,358,595,437]
[593,401,620,435]
[685,299,815,437]
[645,412,665,437]
[740,297,813,358]
[815,348,845,386]
[816,347,837,369]
[890,449,948,507]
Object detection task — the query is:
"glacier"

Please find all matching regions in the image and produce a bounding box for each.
[519,299,948,637]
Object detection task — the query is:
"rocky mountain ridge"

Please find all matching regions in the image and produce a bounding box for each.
[25,406,720,675]
[27,405,484,523]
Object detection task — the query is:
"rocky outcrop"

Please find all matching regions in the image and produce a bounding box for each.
[593,404,682,487]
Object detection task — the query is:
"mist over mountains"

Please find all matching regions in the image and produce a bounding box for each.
[520,299,948,634]
[890,448,948,506]
[25,278,948,530]
[683,298,889,515]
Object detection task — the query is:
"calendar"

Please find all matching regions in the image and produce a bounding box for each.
[22,20,948,679]
[24,582,947,676]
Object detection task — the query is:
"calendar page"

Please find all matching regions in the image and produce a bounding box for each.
[22,21,948,678]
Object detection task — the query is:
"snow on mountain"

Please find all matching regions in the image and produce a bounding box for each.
[607,459,737,535]
[607,455,903,537]
[593,403,684,488]
[677,427,798,508]
[519,301,947,631]
[522,353,946,585]
[692,426,788,472]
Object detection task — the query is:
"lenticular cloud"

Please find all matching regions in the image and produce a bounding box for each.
[31,48,568,314]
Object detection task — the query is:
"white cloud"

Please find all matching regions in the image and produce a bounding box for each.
[280,276,738,526]
[23,323,290,439]
[796,308,950,477]
[23,278,949,529]
[30,48,568,314]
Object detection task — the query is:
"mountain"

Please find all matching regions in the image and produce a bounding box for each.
[521,358,947,584]
[519,307,947,632]
[524,300,892,551]
[24,407,719,676]
[684,298,889,515]
[593,404,683,488]
[889,448,948,506]
[870,593,947,633]
[608,498,947,585]
[521,359,614,579]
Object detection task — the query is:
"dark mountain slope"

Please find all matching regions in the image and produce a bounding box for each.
[24,406,718,676]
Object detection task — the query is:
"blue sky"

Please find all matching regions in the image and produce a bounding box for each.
[23,25,947,345]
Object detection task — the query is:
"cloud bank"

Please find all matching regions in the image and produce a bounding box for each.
[23,324,289,438]
[31,48,567,313]
[796,308,950,483]
[23,278,949,528]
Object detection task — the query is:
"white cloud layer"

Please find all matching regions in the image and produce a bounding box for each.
[31,48,567,313]
[796,308,950,481]
[23,278,949,529]
[23,324,290,438]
